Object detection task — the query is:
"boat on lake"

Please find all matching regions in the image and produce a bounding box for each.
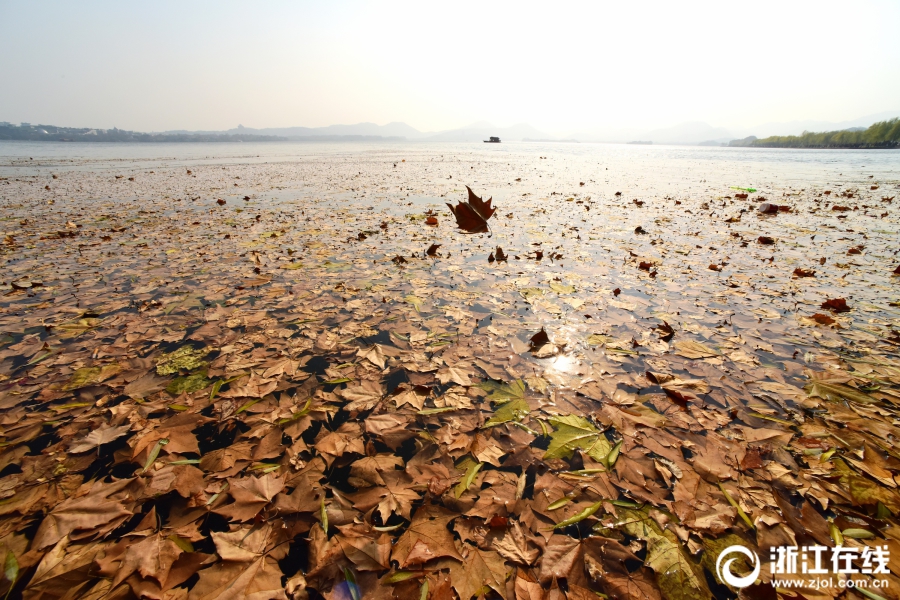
[484,136,500,143]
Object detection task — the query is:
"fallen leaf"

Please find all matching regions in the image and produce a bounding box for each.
[446,186,495,234]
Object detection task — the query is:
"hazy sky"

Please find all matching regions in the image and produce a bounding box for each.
[2,0,899,135]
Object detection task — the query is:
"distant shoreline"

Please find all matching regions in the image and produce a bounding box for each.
[729,118,899,149]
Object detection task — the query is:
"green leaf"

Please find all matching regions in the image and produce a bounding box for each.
[236,399,261,414]
[168,534,194,553]
[477,379,526,403]
[616,508,712,600]
[418,407,458,415]
[405,295,424,312]
[454,461,484,498]
[554,501,603,528]
[547,498,570,510]
[4,551,18,583]
[674,340,719,359]
[544,415,612,463]
[717,482,754,530]
[833,459,900,513]
[156,346,208,375]
[804,380,878,404]
[483,398,530,428]
[606,440,623,469]
[549,281,576,294]
[842,528,875,539]
[343,567,361,600]
[61,367,101,391]
[166,372,213,395]
[701,534,755,590]
[856,588,889,600]
[587,333,613,346]
[142,438,169,473]
[383,571,419,584]
[322,377,351,385]
[518,287,544,300]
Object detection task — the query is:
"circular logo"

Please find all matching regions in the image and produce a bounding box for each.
[716,545,761,588]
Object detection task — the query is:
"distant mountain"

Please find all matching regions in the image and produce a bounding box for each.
[569,122,733,145]
[176,121,552,142]
[215,122,432,140]
[0,123,286,143]
[160,122,429,139]
[640,122,733,145]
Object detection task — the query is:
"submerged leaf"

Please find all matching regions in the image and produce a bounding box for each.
[544,415,612,463]
[156,345,208,375]
[804,380,878,404]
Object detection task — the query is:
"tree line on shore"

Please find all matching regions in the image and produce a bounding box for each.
[731,117,900,149]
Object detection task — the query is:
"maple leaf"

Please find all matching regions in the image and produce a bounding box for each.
[530,328,549,348]
[392,385,429,410]
[213,473,284,521]
[538,534,586,586]
[544,414,612,463]
[189,555,286,600]
[334,523,392,571]
[673,340,719,359]
[804,379,877,405]
[602,568,663,600]
[616,509,711,600]
[68,424,132,453]
[478,379,526,402]
[655,321,675,342]
[448,547,508,600]
[491,521,539,565]
[391,505,463,567]
[483,398,529,428]
[821,297,850,312]
[339,379,384,411]
[315,422,366,466]
[33,480,135,549]
[365,413,417,450]
[349,470,420,521]
[350,454,403,487]
[110,532,183,588]
[446,186,495,234]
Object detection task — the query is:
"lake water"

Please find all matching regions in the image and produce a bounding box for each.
[1,140,898,192]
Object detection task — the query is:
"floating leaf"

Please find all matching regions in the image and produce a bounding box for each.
[544,415,612,463]
[804,380,878,404]
[478,379,526,403]
[483,398,530,428]
[156,346,208,375]
[446,186,495,234]
[554,501,603,528]
[454,461,484,498]
[674,340,719,359]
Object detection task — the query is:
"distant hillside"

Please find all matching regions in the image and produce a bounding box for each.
[745,118,900,149]
[207,122,429,140]
[0,123,286,143]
